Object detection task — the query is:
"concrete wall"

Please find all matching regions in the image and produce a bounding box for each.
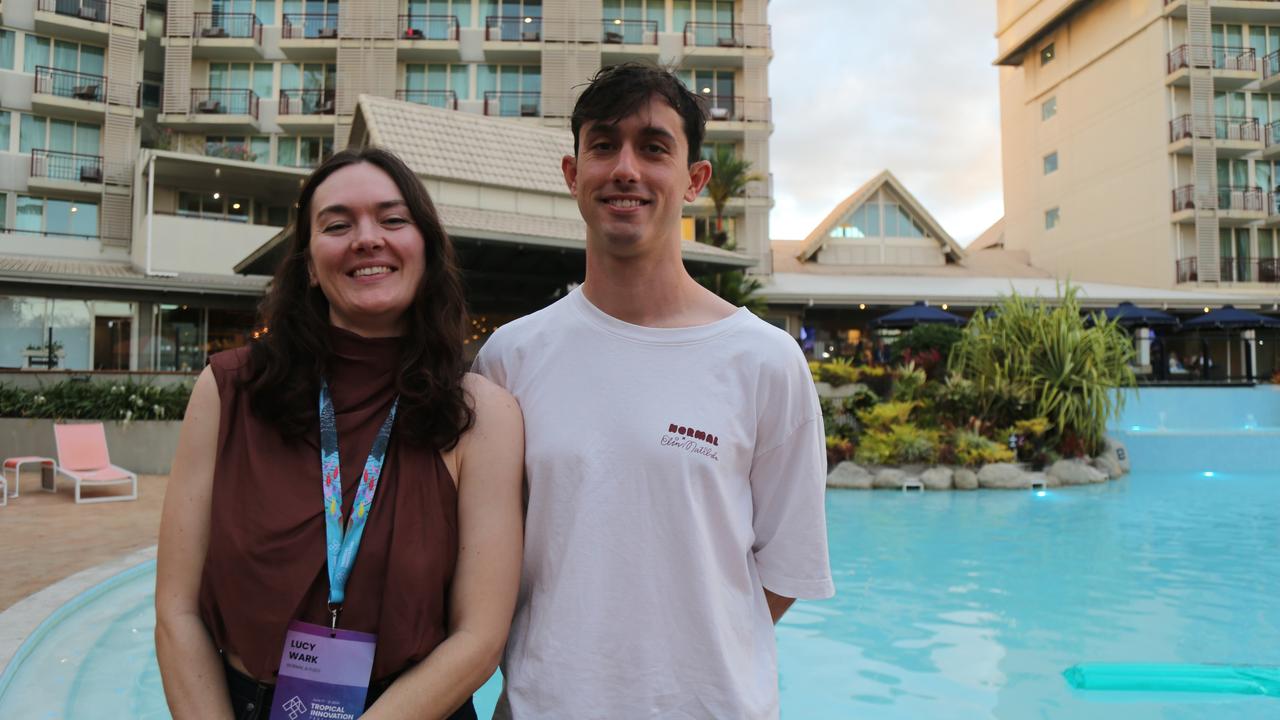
[999,0,1174,289]
[0,370,197,389]
[148,213,282,275]
[0,418,182,474]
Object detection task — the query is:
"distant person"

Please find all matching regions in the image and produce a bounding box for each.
[155,148,524,719]
[1168,350,1187,375]
[873,337,892,365]
[473,63,834,719]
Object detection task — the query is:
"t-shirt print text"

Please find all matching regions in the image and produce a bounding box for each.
[660,423,720,462]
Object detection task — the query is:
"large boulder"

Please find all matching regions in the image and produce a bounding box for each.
[953,468,979,490]
[1048,459,1108,486]
[1100,437,1131,474]
[920,466,954,491]
[872,467,908,489]
[828,461,873,489]
[977,462,1031,489]
[1092,455,1121,480]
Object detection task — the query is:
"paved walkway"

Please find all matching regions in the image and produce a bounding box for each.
[0,470,167,612]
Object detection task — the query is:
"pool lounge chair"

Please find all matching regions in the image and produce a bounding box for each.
[53,422,138,504]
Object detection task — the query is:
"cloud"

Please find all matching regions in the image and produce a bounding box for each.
[767,2,1004,245]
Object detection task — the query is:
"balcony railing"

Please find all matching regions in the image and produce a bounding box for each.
[30,148,104,183]
[1166,44,1256,73]
[279,89,335,115]
[1172,184,1267,212]
[34,65,106,102]
[1176,257,1197,283]
[189,88,259,118]
[1169,114,1261,142]
[399,14,460,40]
[1267,49,1280,79]
[601,19,657,45]
[1219,256,1280,283]
[483,91,540,117]
[485,16,542,42]
[683,22,770,49]
[395,89,458,109]
[193,12,262,42]
[701,95,772,123]
[36,0,109,24]
[282,13,339,39]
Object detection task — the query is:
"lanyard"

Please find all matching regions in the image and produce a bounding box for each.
[319,378,398,628]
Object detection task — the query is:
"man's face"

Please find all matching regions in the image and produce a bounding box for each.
[562,95,711,257]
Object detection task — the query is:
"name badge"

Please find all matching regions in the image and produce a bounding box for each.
[269,620,377,720]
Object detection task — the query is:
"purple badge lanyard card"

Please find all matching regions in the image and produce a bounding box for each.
[269,379,399,720]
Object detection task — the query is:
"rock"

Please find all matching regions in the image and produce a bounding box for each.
[813,381,833,397]
[872,468,907,489]
[827,461,873,489]
[1092,455,1120,480]
[953,468,979,490]
[1101,437,1131,474]
[1048,459,1108,486]
[1042,471,1062,488]
[920,466,953,490]
[1026,471,1049,488]
[977,462,1031,489]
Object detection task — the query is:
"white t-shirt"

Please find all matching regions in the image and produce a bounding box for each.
[474,287,834,720]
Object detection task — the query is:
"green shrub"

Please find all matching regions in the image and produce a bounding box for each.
[855,423,939,465]
[816,358,861,387]
[890,362,927,403]
[0,381,192,421]
[891,323,964,363]
[950,430,1016,467]
[856,401,916,431]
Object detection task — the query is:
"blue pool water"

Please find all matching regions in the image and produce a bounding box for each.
[1,387,1277,718]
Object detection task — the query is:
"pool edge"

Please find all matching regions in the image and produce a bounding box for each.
[0,545,157,698]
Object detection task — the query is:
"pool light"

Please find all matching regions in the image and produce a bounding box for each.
[1202,471,1216,478]
[1036,491,1047,497]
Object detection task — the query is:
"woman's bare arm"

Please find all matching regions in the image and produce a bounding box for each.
[364,373,525,719]
[155,367,234,719]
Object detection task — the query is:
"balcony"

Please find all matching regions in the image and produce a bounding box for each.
[1166,45,1258,90]
[703,96,772,139]
[398,14,461,61]
[277,89,335,131]
[33,0,122,42]
[395,89,458,110]
[29,148,104,197]
[281,13,339,59]
[32,66,108,120]
[683,22,770,67]
[159,88,260,133]
[1262,49,1280,92]
[483,91,540,118]
[1175,257,1198,283]
[1168,114,1261,157]
[600,19,660,62]
[484,16,542,62]
[1176,256,1280,283]
[191,13,263,59]
[1171,184,1267,224]
[1164,0,1280,24]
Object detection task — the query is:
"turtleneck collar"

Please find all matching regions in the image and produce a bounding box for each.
[327,324,403,378]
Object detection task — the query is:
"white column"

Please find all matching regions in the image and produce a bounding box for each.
[1136,326,1152,370]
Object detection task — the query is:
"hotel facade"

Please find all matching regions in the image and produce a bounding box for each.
[0,0,772,372]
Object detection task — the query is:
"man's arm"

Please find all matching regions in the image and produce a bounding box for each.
[764,589,796,624]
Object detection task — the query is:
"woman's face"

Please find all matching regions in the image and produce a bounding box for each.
[307,162,427,337]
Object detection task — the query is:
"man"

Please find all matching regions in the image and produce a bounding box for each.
[474,63,834,719]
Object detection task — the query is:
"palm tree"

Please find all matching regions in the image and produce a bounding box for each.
[704,145,762,248]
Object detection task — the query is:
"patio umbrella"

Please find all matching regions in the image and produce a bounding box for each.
[1181,305,1280,330]
[1093,302,1180,328]
[873,301,966,329]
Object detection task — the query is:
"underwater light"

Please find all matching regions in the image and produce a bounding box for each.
[1036,491,1047,498]
[1202,471,1216,478]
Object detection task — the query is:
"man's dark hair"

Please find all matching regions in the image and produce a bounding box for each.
[244,146,474,450]
[570,62,708,165]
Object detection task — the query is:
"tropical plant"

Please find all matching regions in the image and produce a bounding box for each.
[950,429,1016,467]
[890,361,927,402]
[948,285,1136,455]
[891,323,964,370]
[857,401,917,431]
[814,357,861,387]
[855,423,939,465]
[0,381,192,421]
[826,435,854,467]
[697,259,766,316]
[704,145,763,247]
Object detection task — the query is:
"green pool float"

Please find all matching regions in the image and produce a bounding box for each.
[1063,663,1280,696]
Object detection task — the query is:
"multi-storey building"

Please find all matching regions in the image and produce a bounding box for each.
[0,0,773,372]
[995,0,1280,294]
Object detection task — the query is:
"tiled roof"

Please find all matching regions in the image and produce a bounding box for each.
[0,253,269,295]
[358,95,573,195]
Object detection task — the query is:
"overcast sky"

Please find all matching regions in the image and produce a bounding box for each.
[767,2,1003,246]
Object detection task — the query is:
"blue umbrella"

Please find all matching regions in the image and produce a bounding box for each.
[1093,302,1179,328]
[873,301,965,329]
[1181,305,1280,330]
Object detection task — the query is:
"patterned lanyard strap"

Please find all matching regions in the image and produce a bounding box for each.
[319,378,399,629]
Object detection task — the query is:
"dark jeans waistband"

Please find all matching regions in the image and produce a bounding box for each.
[224,659,477,720]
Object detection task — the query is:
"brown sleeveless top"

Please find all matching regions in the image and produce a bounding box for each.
[199,327,459,681]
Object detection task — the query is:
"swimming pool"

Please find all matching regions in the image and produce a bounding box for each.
[1,387,1276,718]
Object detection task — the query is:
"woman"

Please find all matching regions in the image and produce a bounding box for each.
[155,147,524,719]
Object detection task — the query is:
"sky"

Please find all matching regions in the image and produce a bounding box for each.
[767,2,1004,246]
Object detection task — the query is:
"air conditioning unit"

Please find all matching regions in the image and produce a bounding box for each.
[80,165,103,183]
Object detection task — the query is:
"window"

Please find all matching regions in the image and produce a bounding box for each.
[0,194,6,230]
[477,64,541,116]
[404,63,470,104]
[209,63,273,112]
[829,202,879,238]
[1044,151,1059,175]
[0,112,9,153]
[177,190,252,223]
[22,35,104,76]
[15,196,99,237]
[1040,42,1055,66]
[1042,96,1057,120]
[1045,207,1060,229]
[603,0,665,34]
[406,0,472,28]
[0,30,14,71]
[204,135,269,164]
[19,115,101,156]
[277,135,333,168]
[677,69,735,104]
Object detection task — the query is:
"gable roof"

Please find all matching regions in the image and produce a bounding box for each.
[967,216,1005,251]
[796,170,965,263]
